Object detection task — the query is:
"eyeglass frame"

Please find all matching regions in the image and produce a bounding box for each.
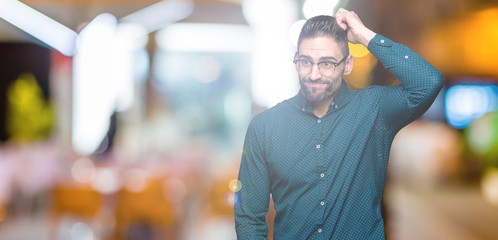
[293,54,348,74]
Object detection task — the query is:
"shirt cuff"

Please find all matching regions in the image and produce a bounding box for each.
[367,34,394,50]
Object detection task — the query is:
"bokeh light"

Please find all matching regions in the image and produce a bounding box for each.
[72,13,118,155]
[71,157,96,183]
[192,55,222,83]
[466,112,497,155]
[302,0,340,19]
[122,168,148,193]
[345,53,377,89]
[349,42,370,58]
[228,179,242,192]
[163,177,187,204]
[0,0,78,56]
[481,168,498,207]
[243,0,299,108]
[445,84,498,129]
[224,89,252,127]
[91,168,119,194]
[224,191,240,208]
[289,19,306,47]
[70,222,95,240]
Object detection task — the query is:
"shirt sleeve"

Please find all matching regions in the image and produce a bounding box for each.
[367,34,444,131]
[234,116,271,239]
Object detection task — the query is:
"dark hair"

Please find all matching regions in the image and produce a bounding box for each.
[297,15,349,56]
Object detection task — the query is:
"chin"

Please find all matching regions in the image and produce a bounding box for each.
[304,92,332,103]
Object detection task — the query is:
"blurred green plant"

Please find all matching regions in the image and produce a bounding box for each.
[465,111,498,168]
[6,73,55,141]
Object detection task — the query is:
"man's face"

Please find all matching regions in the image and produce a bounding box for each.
[296,37,350,104]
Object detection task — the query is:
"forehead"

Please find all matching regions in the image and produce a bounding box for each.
[298,36,343,59]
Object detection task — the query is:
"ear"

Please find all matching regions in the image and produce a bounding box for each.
[293,51,300,71]
[343,54,354,75]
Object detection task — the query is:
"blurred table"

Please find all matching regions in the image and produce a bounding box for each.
[385,182,498,240]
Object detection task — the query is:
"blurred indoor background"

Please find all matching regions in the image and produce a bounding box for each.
[0,0,497,239]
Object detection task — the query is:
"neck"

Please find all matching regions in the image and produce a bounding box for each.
[312,97,334,118]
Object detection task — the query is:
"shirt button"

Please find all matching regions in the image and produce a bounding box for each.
[334,105,338,109]
[320,173,325,178]
[316,144,321,149]
[317,119,322,123]
[301,108,305,112]
[404,55,409,59]
[380,39,385,43]
[318,228,322,233]
[320,201,325,206]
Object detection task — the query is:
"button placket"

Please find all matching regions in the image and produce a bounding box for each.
[330,101,338,110]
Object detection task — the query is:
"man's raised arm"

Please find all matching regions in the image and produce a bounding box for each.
[336,8,444,128]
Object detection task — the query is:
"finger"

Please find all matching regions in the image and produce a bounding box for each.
[334,8,346,18]
[337,18,348,30]
[334,13,349,30]
[336,8,348,14]
[334,10,340,18]
[336,8,351,17]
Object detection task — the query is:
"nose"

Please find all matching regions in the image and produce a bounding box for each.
[309,64,322,81]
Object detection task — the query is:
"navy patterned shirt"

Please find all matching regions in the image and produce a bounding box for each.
[235,34,444,239]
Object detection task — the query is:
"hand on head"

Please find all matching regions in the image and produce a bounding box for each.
[334,8,376,47]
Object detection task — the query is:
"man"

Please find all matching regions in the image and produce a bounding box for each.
[235,8,444,239]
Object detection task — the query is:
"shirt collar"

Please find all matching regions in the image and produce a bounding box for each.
[293,79,350,113]
[332,79,350,107]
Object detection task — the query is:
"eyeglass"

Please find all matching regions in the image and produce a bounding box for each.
[293,55,348,74]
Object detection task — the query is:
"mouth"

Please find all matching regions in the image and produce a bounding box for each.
[304,81,328,88]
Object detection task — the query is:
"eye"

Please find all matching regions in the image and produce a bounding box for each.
[319,61,334,69]
[301,60,312,67]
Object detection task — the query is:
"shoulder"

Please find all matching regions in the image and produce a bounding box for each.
[350,85,385,101]
[361,84,387,93]
[251,100,288,124]
[346,85,406,108]
[249,96,297,128]
[357,84,404,97]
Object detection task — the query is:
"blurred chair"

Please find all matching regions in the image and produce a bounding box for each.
[49,184,103,239]
[51,185,102,217]
[206,177,236,218]
[114,177,175,240]
[194,179,236,240]
[0,203,5,223]
[199,166,276,240]
[194,166,245,240]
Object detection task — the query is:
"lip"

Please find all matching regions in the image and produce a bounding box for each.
[305,81,328,87]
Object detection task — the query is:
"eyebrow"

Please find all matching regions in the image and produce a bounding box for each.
[296,54,338,61]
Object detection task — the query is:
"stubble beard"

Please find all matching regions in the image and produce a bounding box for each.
[300,77,338,103]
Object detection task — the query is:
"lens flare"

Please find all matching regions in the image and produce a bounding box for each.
[224,191,241,207]
[228,179,242,192]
